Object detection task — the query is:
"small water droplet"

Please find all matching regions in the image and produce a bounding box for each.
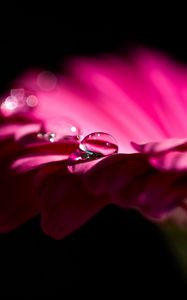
[37,117,81,143]
[80,132,118,156]
[37,132,56,143]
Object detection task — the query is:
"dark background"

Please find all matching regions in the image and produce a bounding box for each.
[0,13,187,296]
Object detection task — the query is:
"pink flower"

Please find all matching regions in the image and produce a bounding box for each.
[1,49,187,239]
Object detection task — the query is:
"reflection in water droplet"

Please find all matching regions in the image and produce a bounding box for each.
[67,148,103,173]
[70,148,103,162]
[37,132,56,143]
[37,117,81,143]
[68,132,118,173]
[0,88,38,116]
[80,132,118,156]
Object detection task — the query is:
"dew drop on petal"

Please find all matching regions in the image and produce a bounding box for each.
[67,148,103,173]
[37,117,81,143]
[37,132,56,143]
[80,132,118,156]
[67,132,118,173]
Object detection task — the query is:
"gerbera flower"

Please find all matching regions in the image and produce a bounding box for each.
[1,48,187,239]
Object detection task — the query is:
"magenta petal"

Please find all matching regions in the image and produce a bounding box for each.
[68,153,104,174]
[131,138,187,154]
[36,166,109,239]
[2,48,187,237]
[67,58,165,148]
[0,170,39,232]
[115,170,187,219]
[0,124,22,141]
[10,141,79,173]
[14,123,41,142]
[150,151,187,171]
[134,49,187,138]
[11,155,67,173]
[84,152,187,219]
[135,172,187,219]
[84,153,150,196]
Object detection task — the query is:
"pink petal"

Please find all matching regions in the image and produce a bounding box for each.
[10,141,79,172]
[67,58,165,148]
[0,124,22,141]
[14,50,187,153]
[14,123,41,143]
[0,170,39,232]
[134,49,187,138]
[150,151,187,171]
[3,48,187,236]
[0,140,22,168]
[83,152,187,220]
[115,170,187,219]
[36,165,109,239]
[131,138,187,154]
[11,155,67,173]
[83,153,149,196]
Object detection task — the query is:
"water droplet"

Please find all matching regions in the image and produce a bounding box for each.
[67,148,103,173]
[80,132,118,156]
[37,117,81,143]
[70,148,103,163]
[0,88,38,116]
[67,132,118,173]
[37,132,56,143]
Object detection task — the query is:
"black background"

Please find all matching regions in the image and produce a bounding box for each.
[0,12,187,296]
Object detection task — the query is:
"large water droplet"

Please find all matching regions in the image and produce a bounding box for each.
[67,148,103,173]
[70,148,103,163]
[67,132,118,173]
[0,88,38,116]
[80,132,118,156]
[37,117,81,143]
